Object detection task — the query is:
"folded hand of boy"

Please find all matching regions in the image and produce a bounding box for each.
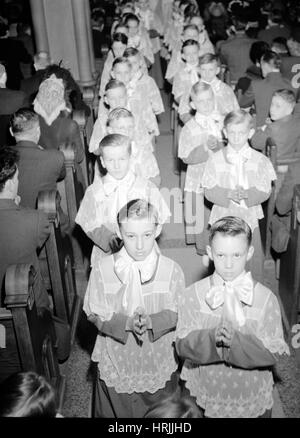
[227,188,240,203]
[207,135,219,151]
[237,186,248,201]
[215,320,234,349]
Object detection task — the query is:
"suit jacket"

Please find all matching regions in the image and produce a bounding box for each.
[20,69,46,104]
[258,25,291,47]
[0,88,28,146]
[0,199,50,309]
[0,37,32,90]
[15,140,66,209]
[219,33,258,82]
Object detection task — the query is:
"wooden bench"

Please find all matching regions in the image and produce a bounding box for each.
[278,184,300,327]
[38,190,81,345]
[0,263,65,410]
[73,109,94,185]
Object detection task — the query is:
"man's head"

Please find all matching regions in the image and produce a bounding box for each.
[190,81,215,115]
[0,64,7,87]
[104,79,128,109]
[107,107,135,140]
[117,199,160,261]
[33,52,51,72]
[270,89,296,121]
[260,50,282,77]
[10,108,41,143]
[99,133,132,180]
[223,110,254,151]
[207,216,254,282]
[249,41,270,66]
[182,39,200,66]
[111,57,132,85]
[199,54,221,83]
[0,146,19,199]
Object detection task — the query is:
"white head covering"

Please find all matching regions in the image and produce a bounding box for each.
[34,74,68,126]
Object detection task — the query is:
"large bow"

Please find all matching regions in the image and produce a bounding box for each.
[114,244,159,316]
[184,63,199,86]
[226,145,251,203]
[194,112,223,140]
[205,272,253,328]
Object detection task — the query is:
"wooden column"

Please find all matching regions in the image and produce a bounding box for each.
[29,0,50,53]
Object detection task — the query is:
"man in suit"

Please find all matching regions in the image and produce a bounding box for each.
[20,52,51,104]
[0,146,50,311]
[0,64,28,145]
[258,9,291,47]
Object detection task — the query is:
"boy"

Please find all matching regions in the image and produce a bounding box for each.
[107,107,161,186]
[202,110,277,282]
[84,199,185,417]
[178,82,224,256]
[75,134,170,265]
[179,53,239,123]
[124,13,154,65]
[176,216,289,418]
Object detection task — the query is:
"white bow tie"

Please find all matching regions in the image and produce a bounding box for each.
[206,272,253,328]
[185,63,199,85]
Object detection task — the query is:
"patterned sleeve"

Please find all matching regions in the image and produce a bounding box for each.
[75,186,104,233]
[256,291,290,355]
[176,284,204,339]
[254,155,277,193]
[166,262,185,312]
[178,90,191,116]
[148,78,164,114]
[178,125,192,159]
[201,155,218,189]
[89,118,106,153]
[83,263,114,321]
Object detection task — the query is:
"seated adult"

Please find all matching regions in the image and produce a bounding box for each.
[0,146,50,311]
[271,36,290,56]
[10,108,66,209]
[239,50,295,126]
[257,8,291,47]
[0,63,28,145]
[20,52,52,104]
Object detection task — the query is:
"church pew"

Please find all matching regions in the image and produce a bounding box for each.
[278,184,300,326]
[38,190,81,346]
[73,109,93,185]
[0,263,65,410]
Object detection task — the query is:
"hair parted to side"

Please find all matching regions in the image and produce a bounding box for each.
[144,394,202,418]
[10,108,39,135]
[112,56,132,70]
[0,146,19,193]
[199,53,221,66]
[112,31,128,46]
[261,50,282,70]
[223,109,254,130]
[105,79,126,94]
[124,12,140,24]
[0,372,57,417]
[273,88,296,105]
[190,80,212,98]
[117,199,159,227]
[209,216,252,247]
[182,38,200,52]
[107,107,134,126]
[98,133,132,157]
[123,47,140,58]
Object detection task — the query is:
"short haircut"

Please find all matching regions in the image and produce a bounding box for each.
[273,89,296,105]
[0,146,19,193]
[249,41,270,64]
[224,109,254,130]
[261,50,282,70]
[99,133,131,156]
[190,81,212,98]
[105,79,126,94]
[123,47,140,58]
[0,372,56,417]
[209,216,252,247]
[183,24,199,34]
[10,108,39,135]
[182,39,199,55]
[107,107,134,126]
[199,53,221,67]
[272,37,288,52]
[117,199,159,227]
[112,31,128,46]
[124,13,139,25]
[112,56,131,69]
[144,394,201,418]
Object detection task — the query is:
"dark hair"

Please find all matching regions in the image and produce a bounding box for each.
[10,108,39,135]
[0,146,19,193]
[249,41,270,65]
[124,13,139,25]
[117,199,159,227]
[112,31,128,46]
[105,79,126,93]
[224,109,254,129]
[261,50,282,70]
[272,37,289,53]
[273,89,296,105]
[182,39,199,52]
[144,394,202,418]
[99,133,131,156]
[0,372,57,417]
[199,53,221,67]
[209,216,252,247]
[123,47,140,58]
[183,24,199,34]
[112,56,131,69]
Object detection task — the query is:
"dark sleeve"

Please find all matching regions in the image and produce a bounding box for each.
[275,166,295,215]
[70,120,85,164]
[239,83,255,108]
[244,187,271,207]
[56,151,66,181]
[204,186,231,207]
[182,146,209,165]
[16,40,32,64]
[91,313,129,344]
[227,331,276,369]
[148,310,178,342]
[176,329,223,364]
[86,225,116,252]
[250,129,268,152]
[36,211,51,248]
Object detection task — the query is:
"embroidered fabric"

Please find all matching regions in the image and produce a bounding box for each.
[34,74,68,126]
[131,143,160,179]
[84,256,185,393]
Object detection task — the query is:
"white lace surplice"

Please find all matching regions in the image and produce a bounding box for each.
[84,255,185,393]
[176,276,289,418]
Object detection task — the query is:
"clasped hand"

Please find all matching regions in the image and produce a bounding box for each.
[128,307,151,339]
[228,186,248,203]
[215,319,234,348]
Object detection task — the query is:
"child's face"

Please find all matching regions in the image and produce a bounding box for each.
[100,144,131,180]
[112,63,132,85]
[105,87,128,109]
[115,26,129,37]
[207,233,254,282]
[120,217,157,261]
[108,116,135,140]
[199,62,220,83]
[224,121,253,151]
[183,28,199,42]
[112,41,127,58]
[270,95,294,121]
[127,19,139,37]
[183,44,199,66]
[191,89,215,115]
[190,16,205,32]
[128,55,141,75]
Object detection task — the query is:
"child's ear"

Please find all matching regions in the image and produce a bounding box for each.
[155,224,162,238]
[246,245,254,261]
[216,66,221,76]
[100,156,106,169]
[223,128,228,139]
[248,128,255,139]
[206,245,213,261]
[190,101,196,110]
